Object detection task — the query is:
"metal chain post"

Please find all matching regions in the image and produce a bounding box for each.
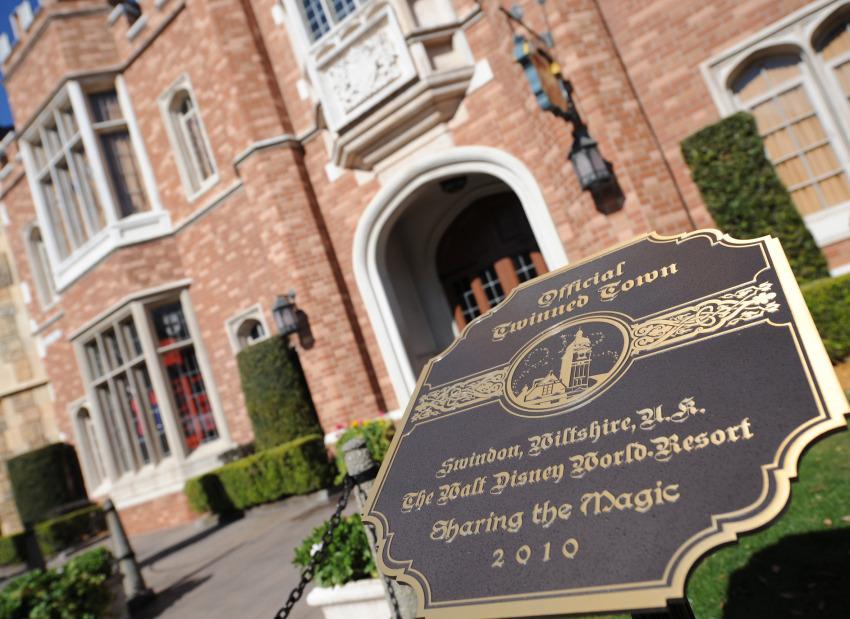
[274,476,354,619]
[343,436,418,619]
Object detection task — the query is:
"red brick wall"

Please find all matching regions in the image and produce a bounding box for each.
[594,0,817,232]
[118,490,198,536]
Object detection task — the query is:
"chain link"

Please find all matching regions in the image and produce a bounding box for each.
[274,476,354,619]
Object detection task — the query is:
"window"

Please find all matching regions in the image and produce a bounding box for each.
[78,293,220,478]
[27,226,56,306]
[731,55,850,215]
[225,304,271,352]
[22,80,163,286]
[27,101,106,259]
[76,407,108,487]
[437,193,548,328]
[89,90,148,217]
[236,319,266,349]
[151,301,218,450]
[298,0,363,42]
[160,79,217,198]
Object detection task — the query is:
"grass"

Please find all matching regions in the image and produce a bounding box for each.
[569,422,850,619]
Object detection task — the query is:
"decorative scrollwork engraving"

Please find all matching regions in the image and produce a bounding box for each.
[411,368,508,422]
[409,283,780,423]
[630,282,780,355]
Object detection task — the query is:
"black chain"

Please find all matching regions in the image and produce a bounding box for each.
[274,476,354,619]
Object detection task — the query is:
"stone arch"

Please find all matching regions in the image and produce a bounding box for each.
[353,146,567,407]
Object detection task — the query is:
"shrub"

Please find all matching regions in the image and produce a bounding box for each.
[35,504,107,557]
[334,418,395,484]
[681,112,829,283]
[0,547,114,618]
[0,534,25,567]
[185,434,331,514]
[7,443,87,526]
[802,273,850,364]
[236,335,321,451]
[293,514,376,587]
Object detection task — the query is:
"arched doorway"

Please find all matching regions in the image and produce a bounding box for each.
[354,147,568,407]
[436,193,547,329]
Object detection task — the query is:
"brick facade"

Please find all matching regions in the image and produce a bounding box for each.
[0,0,845,531]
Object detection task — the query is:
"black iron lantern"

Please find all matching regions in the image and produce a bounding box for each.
[569,124,613,191]
[272,290,299,337]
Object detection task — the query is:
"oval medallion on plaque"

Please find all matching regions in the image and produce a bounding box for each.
[505,313,631,415]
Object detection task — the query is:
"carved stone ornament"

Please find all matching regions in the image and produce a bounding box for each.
[325,25,401,113]
[314,5,416,132]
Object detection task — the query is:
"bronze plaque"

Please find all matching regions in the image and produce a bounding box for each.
[363,230,848,618]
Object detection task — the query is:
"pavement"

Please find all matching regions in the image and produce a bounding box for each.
[130,490,357,619]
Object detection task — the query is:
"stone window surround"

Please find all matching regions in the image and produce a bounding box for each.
[701,0,850,275]
[225,303,271,354]
[21,221,57,310]
[70,283,233,509]
[157,74,220,202]
[19,75,169,293]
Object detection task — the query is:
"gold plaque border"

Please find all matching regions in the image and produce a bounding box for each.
[362,229,849,618]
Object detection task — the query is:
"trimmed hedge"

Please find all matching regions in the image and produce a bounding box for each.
[185,434,331,514]
[681,112,829,283]
[0,534,25,566]
[34,504,106,557]
[7,443,87,526]
[803,273,850,364]
[236,335,322,450]
[0,505,106,566]
[0,547,114,618]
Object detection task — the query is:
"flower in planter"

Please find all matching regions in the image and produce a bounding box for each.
[293,514,377,588]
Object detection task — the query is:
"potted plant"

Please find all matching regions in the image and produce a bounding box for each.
[293,514,391,619]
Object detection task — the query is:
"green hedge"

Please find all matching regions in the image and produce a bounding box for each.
[7,443,87,526]
[0,505,107,566]
[0,547,113,618]
[236,335,321,451]
[34,504,106,557]
[0,534,26,566]
[185,434,331,514]
[681,112,829,283]
[803,274,850,364]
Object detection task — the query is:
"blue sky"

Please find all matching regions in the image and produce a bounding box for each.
[0,0,40,127]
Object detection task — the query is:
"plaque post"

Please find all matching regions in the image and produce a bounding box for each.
[343,437,418,619]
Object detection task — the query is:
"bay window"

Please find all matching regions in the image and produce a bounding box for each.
[76,290,223,484]
[21,79,167,291]
[28,101,106,260]
[89,90,148,217]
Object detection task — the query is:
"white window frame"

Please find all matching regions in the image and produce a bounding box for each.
[701,0,850,268]
[20,79,170,292]
[157,75,219,201]
[22,222,57,309]
[225,304,271,353]
[72,285,232,506]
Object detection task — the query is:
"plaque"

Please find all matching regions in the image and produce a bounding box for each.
[363,230,849,618]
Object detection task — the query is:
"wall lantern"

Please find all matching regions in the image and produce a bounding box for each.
[272,290,299,338]
[513,32,624,215]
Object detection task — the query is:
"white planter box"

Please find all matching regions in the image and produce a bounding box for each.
[306,578,391,619]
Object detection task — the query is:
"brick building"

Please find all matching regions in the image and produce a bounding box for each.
[0,0,848,533]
